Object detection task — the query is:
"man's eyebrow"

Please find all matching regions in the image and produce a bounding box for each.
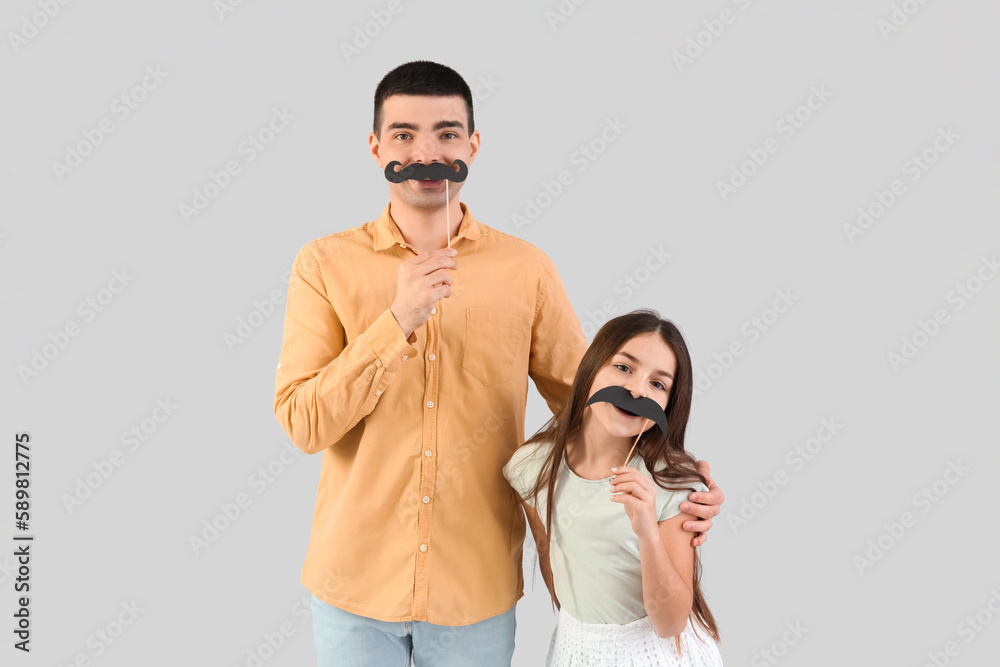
[618,351,673,379]
[386,120,466,132]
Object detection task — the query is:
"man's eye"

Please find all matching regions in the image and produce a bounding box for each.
[395,133,410,140]
[443,132,458,139]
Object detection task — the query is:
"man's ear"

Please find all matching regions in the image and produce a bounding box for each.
[369,131,383,167]
[466,129,481,166]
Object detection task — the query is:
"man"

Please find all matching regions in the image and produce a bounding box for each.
[273,61,725,666]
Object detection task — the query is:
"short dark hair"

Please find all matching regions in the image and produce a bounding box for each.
[373,61,474,139]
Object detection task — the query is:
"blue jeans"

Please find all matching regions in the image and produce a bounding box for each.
[311,595,516,667]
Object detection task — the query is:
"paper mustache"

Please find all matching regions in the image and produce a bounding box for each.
[384,160,469,183]
[584,385,669,439]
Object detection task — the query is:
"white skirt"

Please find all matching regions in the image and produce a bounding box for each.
[547,607,723,667]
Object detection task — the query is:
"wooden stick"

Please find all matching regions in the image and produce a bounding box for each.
[621,418,649,468]
[445,180,451,249]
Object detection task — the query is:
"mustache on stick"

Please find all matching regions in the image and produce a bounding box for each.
[384,160,469,183]
[584,385,669,439]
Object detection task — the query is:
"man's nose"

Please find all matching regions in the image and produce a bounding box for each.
[410,138,445,165]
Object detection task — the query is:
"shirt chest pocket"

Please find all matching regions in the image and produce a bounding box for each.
[462,307,527,385]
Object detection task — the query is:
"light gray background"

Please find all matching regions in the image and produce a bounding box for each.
[2,1,999,665]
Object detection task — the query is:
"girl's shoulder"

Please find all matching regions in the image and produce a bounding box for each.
[503,440,556,503]
[643,457,710,522]
[507,439,555,465]
[503,441,552,479]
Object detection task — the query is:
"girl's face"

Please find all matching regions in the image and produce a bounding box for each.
[586,332,677,440]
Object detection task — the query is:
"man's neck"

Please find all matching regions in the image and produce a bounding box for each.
[388,196,466,253]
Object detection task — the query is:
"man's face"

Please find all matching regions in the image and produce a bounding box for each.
[369,94,480,210]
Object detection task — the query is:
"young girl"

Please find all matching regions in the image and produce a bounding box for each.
[504,309,723,666]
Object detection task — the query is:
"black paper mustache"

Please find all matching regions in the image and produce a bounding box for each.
[584,385,669,439]
[384,160,469,183]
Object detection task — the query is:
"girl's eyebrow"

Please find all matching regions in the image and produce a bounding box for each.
[617,351,673,379]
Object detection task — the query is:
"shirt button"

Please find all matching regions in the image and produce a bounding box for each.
[422,496,430,504]
[375,390,382,396]
[430,307,437,314]
[426,401,434,408]
[419,544,428,552]
[427,354,436,361]
[401,355,408,362]
[424,450,433,457]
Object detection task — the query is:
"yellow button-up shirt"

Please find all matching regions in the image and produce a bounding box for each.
[274,202,587,625]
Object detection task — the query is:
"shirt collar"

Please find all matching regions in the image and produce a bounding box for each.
[372,202,486,252]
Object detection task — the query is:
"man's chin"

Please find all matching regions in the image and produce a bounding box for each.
[404,196,449,209]
[399,189,458,208]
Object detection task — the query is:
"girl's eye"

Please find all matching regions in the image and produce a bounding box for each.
[615,363,666,391]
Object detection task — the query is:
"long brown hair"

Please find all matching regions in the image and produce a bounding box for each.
[520,309,720,643]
